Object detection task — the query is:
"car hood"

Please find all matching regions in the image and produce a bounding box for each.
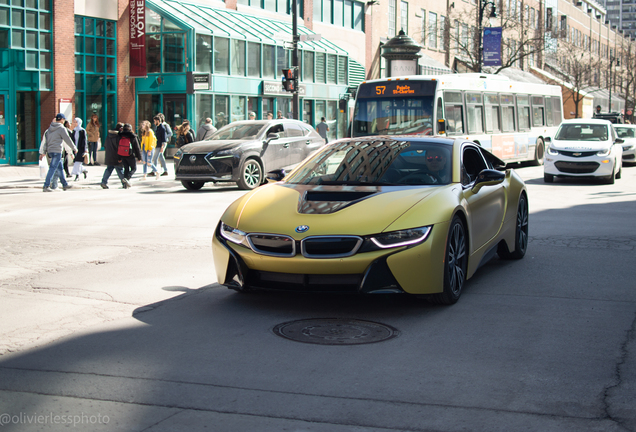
[551,139,611,151]
[180,140,255,153]
[224,183,449,237]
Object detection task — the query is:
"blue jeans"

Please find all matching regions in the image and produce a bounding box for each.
[44,153,69,188]
[88,142,98,163]
[142,150,157,174]
[101,165,125,185]
[151,143,167,172]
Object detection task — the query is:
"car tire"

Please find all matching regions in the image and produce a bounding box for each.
[532,138,545,166]
[602,165,616,184]
[616,164,622,179]
[237,158,263,190]
[544,173,554,183]
[498,193,528,260]
[181,181,205,191]
[430,216,467,305]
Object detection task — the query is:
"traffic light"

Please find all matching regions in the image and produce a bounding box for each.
[281,68,296,93]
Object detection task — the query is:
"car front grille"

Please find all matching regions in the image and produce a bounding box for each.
[176,154,214,174]
[558,150,597,157]
[555,161,600,174]
[245,234,363,258]
[250,270,362,292]
[624,154,635,160]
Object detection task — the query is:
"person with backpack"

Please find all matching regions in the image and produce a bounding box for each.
[119,123,142,184]
[100,122,129,189]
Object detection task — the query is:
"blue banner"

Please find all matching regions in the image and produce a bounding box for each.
[483,27,502,67]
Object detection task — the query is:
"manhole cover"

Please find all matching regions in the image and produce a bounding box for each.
[272,318,400,345]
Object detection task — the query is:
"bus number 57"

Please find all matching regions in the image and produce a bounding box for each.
[376,86,386,95]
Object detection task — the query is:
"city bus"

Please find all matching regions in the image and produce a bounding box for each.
[351,73,563,165]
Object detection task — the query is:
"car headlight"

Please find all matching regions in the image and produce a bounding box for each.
[368,226,432,249]
[174,149,183,159]
[597,148,611,156]
[211,149,234,159]
[220,222,247,245]
[547,147,559,156]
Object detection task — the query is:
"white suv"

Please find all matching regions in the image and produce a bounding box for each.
[544,119,624,184]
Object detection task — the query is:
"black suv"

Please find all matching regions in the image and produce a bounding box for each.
[593,112,624,124]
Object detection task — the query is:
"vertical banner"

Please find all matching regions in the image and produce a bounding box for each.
[483,27,502,67]
[129,0,147,77]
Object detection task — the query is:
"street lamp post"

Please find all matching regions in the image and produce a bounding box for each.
[477,0,497,72]
[608,56,619,112]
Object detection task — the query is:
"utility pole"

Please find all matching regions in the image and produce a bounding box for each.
[292,0,300,120]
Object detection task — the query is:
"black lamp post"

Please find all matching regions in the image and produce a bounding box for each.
[609,56,619,112]
[477,0,497,72]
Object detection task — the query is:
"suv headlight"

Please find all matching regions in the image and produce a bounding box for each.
[547,147,559,156]
[219,222,247,245]
[367,226,432,249]
[174,149,184,159]
[597,148,611,156]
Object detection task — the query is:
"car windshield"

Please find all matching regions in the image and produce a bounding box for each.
[615,127,635,138]
[211,124,264,140]
[555,124,608,141]
[284,139,452,186]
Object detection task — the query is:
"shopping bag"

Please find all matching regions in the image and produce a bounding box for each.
[97,138,102,151]
[39,158,48,179]
[83,153,90,165]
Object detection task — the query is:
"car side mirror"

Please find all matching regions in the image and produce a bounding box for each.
[267,133,280,141]
[615,137,625,144]
[266,168,286,182]
[544,136,551,143]
[471,169,505,193]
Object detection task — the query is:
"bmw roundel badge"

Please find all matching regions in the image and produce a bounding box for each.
[190,155,197,162]
[295,225,309,233]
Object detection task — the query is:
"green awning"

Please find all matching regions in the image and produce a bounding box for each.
[348,59,366,87]
[148,0,348,55]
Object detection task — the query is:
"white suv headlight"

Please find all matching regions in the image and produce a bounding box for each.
[597,148,611,157]
[547,147,559,156]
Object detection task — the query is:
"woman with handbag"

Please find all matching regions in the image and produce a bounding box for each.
[70,117,89,181]
[176,120,195,148]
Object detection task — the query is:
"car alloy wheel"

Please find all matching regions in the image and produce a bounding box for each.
[431,216,467,305]
[238,159,263,190]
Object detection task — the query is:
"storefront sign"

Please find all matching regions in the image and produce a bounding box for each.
[186,72,211,94]
[129,0,147,78]
[263,81,306,96]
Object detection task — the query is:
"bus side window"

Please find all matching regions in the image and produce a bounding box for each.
[502,106,515,132]
[446,105,464,134]
[435,97,444,133]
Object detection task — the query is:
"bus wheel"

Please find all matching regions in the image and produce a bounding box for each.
[533,138,545,166]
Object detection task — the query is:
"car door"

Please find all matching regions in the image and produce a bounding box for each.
[261,123,288,171]
[461,144,507,252]
[283,122,306,166]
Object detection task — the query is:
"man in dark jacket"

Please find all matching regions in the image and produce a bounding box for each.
[153,115,169,176]
[39,113,78,192]
[119,123,142,184]
[100,123,128,189]
[196,118,217,141]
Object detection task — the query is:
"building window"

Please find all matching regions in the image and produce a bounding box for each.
[263,45,275,78]
[388,0,396,36]
[428,12,437,48]
[231,39,246,76]
[196,34,212,73]
[338,56,348,84]
[327,54,337,83]
[214,37,229,75]
[303,50,314,82]
[400,1,408,32]
[316,52,326,82]
[144,10,186,73]
[247,42,260,77]
[0,0,52,88]
[74,15,117,138]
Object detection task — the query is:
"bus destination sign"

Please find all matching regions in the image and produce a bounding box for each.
[357,80,437,98]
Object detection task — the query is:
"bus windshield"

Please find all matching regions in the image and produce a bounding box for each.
[352,96,435,137]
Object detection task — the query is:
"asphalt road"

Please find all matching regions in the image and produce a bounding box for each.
[0,163,634,431]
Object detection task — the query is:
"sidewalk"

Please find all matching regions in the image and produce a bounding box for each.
[0,160,179,190]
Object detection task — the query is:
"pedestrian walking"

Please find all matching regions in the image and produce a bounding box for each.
[215,112,227,130]
[70,117,89,181]
[176,120,195,148]
[152,115,169,176]
[157,113,173,146]
[39,113,78,192]
[195,117,216,141]
[316,117,330,141]
[100,123,128,189]
[119,123,142,182]
[86,114,101,166]
[139,120,158,179]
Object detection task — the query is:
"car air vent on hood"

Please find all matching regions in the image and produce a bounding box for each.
[305,191,376,202]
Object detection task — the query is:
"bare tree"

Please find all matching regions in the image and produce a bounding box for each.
[435,0,545,73]
[544,39,600,118]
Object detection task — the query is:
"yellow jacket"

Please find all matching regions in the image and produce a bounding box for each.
[141,130,157,152]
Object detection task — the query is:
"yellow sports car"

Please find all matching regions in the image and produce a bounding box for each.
[212,136,528,304]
